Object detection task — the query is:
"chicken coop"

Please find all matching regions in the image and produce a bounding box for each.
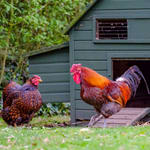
[29,43,70,104]
[29,0,150,127]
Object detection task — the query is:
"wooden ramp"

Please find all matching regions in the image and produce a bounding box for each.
[93,107,150,128]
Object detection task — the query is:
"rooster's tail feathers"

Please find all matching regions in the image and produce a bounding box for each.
[117,65,150,96]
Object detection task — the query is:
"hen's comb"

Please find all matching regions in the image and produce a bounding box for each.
[33,75,41,79]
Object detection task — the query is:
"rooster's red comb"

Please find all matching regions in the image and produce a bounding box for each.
[70,64,82,73]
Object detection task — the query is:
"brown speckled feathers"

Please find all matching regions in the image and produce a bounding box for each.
[2,77,42,126]
[3,81,21,108]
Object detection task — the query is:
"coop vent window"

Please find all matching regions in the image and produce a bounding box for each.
[96,19,128,40]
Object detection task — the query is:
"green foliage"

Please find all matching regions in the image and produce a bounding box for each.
[0,0,93,84]
[37,103,70,116]
[0,56,29,100]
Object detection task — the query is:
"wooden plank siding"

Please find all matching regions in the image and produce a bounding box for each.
[94,0,150,10]
[30,73,69,83]
[76,10,150,22]
[70,0,150,123]
[29,63,69,74]
[29,49,69,64]
[29,47,70,104]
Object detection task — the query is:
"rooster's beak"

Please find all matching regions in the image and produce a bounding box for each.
[70,72,74,75]
[39,79,43,82]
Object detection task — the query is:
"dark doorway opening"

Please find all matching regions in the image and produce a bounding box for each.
[112,59,150,108]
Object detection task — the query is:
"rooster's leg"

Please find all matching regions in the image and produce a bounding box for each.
[88,114,99,127]
[100,102,122,128]
[103,118,107,128]
[88,114,103,127]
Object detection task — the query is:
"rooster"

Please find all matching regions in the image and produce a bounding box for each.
[70,64,150,127]
[2,75,42,126]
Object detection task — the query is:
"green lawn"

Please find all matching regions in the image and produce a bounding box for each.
[0,116,150,150]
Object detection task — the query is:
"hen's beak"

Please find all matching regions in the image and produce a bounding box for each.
[39,79,43,82]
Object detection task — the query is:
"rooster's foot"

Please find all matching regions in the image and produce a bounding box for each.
[88,114,103,127]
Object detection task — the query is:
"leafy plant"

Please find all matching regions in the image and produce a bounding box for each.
[37,103,70,116]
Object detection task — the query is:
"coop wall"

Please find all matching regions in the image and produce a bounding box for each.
[69,0,150,123]
[29,47,70,104]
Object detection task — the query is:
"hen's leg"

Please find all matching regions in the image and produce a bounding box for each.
[22,112,35,124]
[28,112,35,122]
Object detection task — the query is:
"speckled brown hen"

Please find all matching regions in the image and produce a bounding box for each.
[70,64,150,127]
[2,75,42,126]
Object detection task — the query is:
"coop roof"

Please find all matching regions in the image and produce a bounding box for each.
[63,0,99,34]
[28,42,69,57]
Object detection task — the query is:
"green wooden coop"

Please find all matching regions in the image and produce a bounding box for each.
[29,43,70,104]
[29,0,150,127]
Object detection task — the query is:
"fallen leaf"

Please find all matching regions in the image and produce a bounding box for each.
[0,145,11,149]
[62,139,65,143]
[43,137,49,143]
[83,138,91,141]
[24,145,29,149]
[32,143,37,146]
[139,134,146,136]
[7,135,15,139]
[80,128,90,132]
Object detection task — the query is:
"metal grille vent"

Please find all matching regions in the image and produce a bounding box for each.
[96,19,128,40]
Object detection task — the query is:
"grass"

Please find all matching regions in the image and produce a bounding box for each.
[0,116,150,150]
[30,115,70,127]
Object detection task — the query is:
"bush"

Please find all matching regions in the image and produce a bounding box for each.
[37,103,70,116]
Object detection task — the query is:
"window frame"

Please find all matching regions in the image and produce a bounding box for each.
[95,18,128,41]
[93,15,150,43]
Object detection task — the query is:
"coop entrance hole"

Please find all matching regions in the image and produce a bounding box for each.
[112,59,150,107]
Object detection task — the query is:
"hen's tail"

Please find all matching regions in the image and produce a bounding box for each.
[116,65,150,97]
